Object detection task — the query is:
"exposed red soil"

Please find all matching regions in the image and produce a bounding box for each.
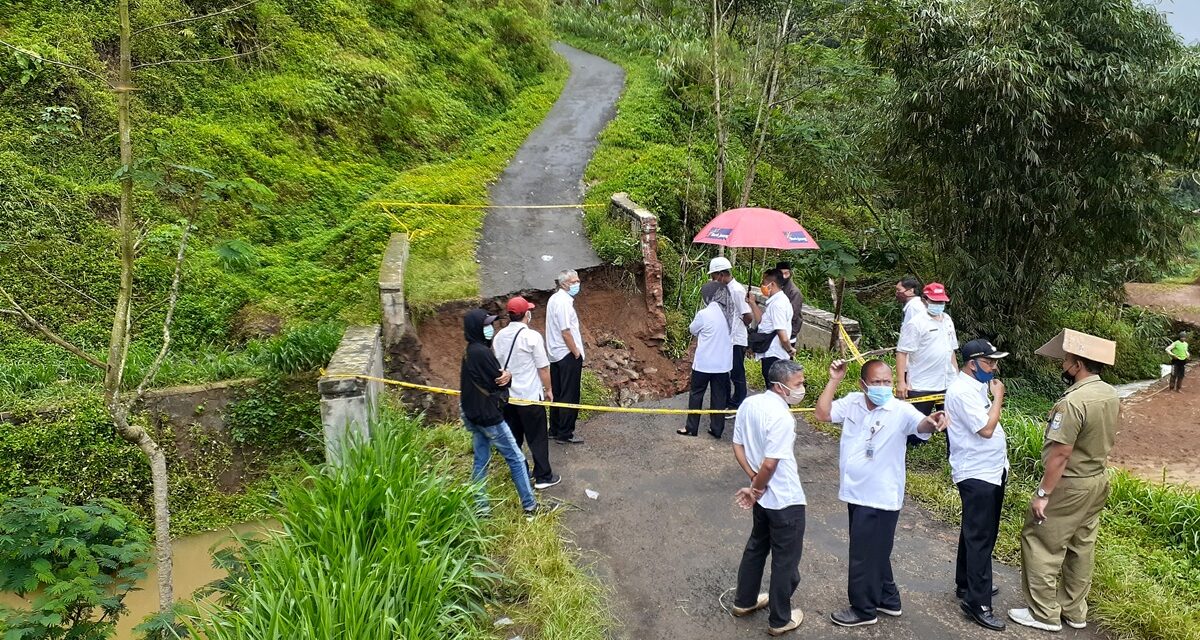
[1110,365,1200,488]
[405,267,690,419]
[1124,282,1200,326]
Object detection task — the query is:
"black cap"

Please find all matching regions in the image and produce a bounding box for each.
[483,314,498,325]
[962,338,1008,360]
[775,260,793,270]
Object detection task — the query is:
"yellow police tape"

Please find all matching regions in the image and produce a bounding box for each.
[372,201,607,209]
[836,321,865,364]
[320,372,945,416]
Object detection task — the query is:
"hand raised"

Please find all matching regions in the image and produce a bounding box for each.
[989,378,1006,399]
[829,359,848,379]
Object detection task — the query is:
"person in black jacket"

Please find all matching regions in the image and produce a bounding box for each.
[460,308,537,514]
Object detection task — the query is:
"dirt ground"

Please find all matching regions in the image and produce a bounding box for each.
[1124,283,1200,326]
[1110,365,1200,487]
[411,267,691,411]
[542,394,1105,640]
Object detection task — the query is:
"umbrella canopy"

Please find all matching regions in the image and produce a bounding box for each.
[693,207,819,250]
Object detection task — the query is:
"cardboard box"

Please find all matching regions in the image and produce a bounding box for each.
[1035,329,1117,365]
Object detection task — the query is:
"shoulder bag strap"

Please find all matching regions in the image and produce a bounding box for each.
[503,327,525,369]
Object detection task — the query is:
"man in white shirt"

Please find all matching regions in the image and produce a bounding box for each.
[897,282,958,448]
[546,269,585,444]
[678,281,733,438]
[729,360,808,636]
[708,257,753,413]
[493,296,560,490]
[945,338,1010,631]
[894,276,924,326]
[747,269,795,384]
[815,358,949,628]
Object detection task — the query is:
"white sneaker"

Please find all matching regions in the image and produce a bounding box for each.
[730,592,769,617]
[1064,618,1087,630]
[877,606,902,617]
[1007,608,1062,632]
[767,608,804,636]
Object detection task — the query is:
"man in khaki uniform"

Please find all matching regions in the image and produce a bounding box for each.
[1008,330,1119,632]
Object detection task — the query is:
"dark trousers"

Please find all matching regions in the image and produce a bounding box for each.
[956,474,1006,607]
[729,345,748,409]
[906,388,945,448]
[684,369,729,437]
[760,356,781,387]
[847,503,901,619]
[549,354,583,440]
[503,403,552,482]
[735,503,806,629]
[1170,359,1186,389]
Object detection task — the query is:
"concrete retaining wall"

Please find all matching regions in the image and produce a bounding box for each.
[379,233,410,350]
[317,326,383,464]
[609,192,667,338]
[797,304,861,352]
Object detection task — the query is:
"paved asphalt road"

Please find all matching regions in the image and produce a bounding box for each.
[479,43,622,297]
[545,393,1105,640]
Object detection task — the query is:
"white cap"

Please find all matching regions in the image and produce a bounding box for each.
[708,256,733,274]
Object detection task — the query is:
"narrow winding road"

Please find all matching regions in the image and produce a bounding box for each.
[479,43,623,297]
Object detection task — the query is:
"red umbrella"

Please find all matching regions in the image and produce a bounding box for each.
[692,207,819,250]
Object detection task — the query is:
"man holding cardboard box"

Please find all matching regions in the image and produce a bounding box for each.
[1008,330,1119,633]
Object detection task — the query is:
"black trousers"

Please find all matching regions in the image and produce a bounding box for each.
[729,345,748,409]
[684,369,729,437]
[1171,358,1187,387]
[549,354,583,440]
[906,388,945,448]
[847,503,901,619]
[760,356,782,387]
[735,503,806,629]
[955,474,1006,607]
[503,403,552,482]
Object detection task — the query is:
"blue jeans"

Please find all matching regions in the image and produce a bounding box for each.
[463,415,537,511]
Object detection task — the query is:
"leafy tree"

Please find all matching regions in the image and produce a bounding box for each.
[860,0,1200,347]
[0,487,151,640]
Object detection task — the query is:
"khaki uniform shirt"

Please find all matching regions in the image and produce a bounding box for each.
[1043,377,1119,477]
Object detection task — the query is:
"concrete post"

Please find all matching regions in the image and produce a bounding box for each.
[796,304,862,352]
[379,232,410,350]
[609,193,667,334]
[318,326,383,465]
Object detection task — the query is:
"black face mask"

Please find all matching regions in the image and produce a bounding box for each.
[1061,362,1077,387]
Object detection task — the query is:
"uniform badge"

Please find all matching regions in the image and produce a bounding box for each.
[1050,412,1063,431]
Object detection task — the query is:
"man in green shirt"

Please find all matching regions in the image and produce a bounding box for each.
[1167,331,1189,393]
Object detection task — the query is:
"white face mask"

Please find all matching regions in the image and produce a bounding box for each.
[774,382,806,405]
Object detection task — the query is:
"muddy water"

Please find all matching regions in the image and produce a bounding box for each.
[1,520,276,639]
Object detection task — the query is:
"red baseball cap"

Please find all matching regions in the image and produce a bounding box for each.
[506,296,536,315]
[923,282,950,302]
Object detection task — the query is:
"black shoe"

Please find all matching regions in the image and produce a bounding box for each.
[829,608,877,627]
[956,585,1000,601]
[555,435,584,444]
[960,602,1006,631]
[707,429,723,439]
[533,475,561,490]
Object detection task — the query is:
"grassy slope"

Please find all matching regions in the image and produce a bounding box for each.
[0,0,564,410]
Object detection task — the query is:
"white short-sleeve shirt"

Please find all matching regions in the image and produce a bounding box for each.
[545,289,584,362]
[732,391,806,510]
[830,392,928,511]
[492,322,551,401]
[945,371,1009,485]
[897,311,958,391]
[728,279,752,347]
[689,302,733,373]
[755,291,793,361]
[902,296,925,326]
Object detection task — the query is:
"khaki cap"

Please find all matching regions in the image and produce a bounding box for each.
[1035,329,1116,365]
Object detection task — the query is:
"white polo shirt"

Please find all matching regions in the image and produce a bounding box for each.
[728,279,752,348]
[492,322,551,401]
[689,302,733,374]
[897,311,958,391]
[755,291,793,361]
[732,391,806,510]
[945,371,1009,486]
[545,289,584,362]
[830,392,929,511]
[902,296,924,325]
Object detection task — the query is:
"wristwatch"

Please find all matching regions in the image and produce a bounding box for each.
[1035,487,1050,499]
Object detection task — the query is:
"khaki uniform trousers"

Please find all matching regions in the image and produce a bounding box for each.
[1019,473,1110,625]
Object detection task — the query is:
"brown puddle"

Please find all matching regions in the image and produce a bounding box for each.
[1,520,276,639]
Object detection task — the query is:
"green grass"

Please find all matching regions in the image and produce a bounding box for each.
[188,406,610,639]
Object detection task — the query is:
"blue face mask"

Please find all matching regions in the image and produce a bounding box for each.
[568,282,581,297]
[971,359,995,383]
[483,325,495,341]
[865,385,893,406]
[927,303,946,316]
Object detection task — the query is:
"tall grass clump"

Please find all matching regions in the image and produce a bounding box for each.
[190,413,492,639]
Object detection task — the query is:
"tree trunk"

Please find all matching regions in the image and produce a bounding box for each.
[712,0,727,225]
[109,0,175,612]
[830,277,846,351]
